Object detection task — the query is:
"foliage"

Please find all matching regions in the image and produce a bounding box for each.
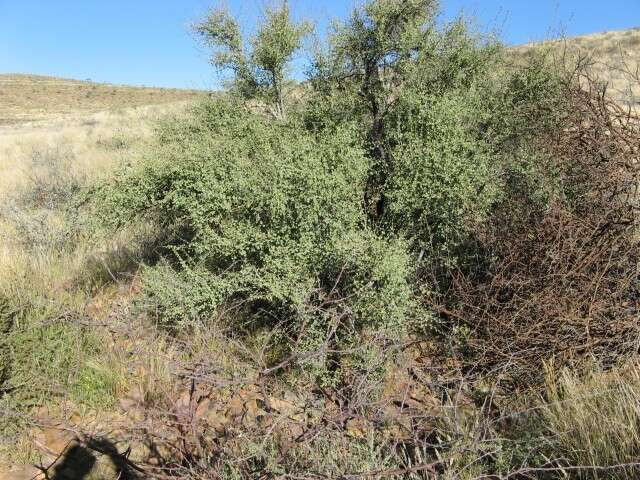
[194,1,311,119]
[97,0,584,378]
[97,98,415,373]
[383,91,498,261]
[428,66,640,386]
[310,4,511,264]
[2,301,115,408]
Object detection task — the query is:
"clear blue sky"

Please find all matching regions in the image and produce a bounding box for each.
[1,0,638,89]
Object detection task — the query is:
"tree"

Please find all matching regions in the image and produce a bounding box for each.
[319,0,440,217]
[195,1,310,119]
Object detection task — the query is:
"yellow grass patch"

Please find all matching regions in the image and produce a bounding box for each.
[0,74,205,125]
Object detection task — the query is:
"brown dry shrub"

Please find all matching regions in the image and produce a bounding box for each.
[432,69,640,388]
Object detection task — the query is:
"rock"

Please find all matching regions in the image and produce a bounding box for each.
[346,417,371,438]
[225,386,266,427]
[41,426,76,457]
[46,439,139,480]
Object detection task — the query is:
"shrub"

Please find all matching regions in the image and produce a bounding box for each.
[97,98,415,369]
[194,1,311,119]
[0,146,88,250]
[1,204,74,250]
[383,91,499,262]
[97,2,583,381]
[429,61,640,386]
[17,146,86,210]
[80,3,640,476]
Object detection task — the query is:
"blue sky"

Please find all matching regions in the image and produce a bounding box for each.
[1,0,638,89]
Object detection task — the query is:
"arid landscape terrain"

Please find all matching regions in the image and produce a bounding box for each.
[514,28,640,107]
[0,74,203,125]
[1,19,639,479]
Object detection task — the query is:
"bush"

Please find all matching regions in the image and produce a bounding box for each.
[81,2,640,477]
[17,147,86,210]
[96,3,582,382]
[0,146,88,250]
[383,91,499,262]
[429,67,640,386]
[97,98,415,370]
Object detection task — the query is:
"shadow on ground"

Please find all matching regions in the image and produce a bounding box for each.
[47,437,140,480]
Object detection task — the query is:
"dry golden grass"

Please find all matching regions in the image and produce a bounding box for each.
[514,28,640,107]
[0,71,200,303]
[0,97,190,473]
[0,101,192,297]
[0,103,183,193]
[0,73,205,125]
[542,362,640,479]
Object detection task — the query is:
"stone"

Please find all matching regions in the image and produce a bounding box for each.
[45,439,139,480]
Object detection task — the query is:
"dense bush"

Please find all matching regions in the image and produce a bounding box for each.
[430,65,640,386]
[97,99,416,372]
[96,1,577,380]
[383,91,498,261]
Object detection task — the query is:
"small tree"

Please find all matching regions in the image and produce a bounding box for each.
[318,0,439,216]
[195,1,310,119]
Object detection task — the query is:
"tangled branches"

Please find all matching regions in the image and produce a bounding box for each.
[433,67,640,387]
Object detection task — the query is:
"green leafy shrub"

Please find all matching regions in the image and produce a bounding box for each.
[383,91,498,261]
[97,99,415,366]
[96,2,575,380]
[3,303,112,407]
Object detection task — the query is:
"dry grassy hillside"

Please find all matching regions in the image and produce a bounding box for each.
[514,28,640,107]
[0,74,205,125]
[0,78,203,476]
[0,27,639,479]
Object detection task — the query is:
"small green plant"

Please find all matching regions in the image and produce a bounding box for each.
[4,304,108,406]
[72,360,121,409]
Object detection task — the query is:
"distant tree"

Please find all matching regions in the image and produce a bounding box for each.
[195,1,311,119]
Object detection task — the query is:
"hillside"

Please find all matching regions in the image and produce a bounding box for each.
[514,28,640,107]
[0,74,206,125]
[1,13,640,479]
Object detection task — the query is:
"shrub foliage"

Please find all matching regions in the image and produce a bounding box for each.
[96,0,632,380]
[90,4,640,476]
